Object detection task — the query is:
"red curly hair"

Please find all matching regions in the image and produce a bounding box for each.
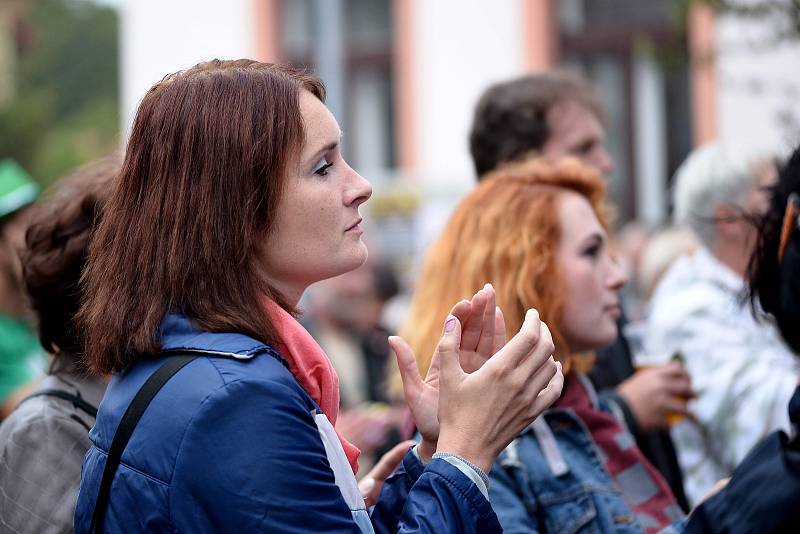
[400,158,609,378]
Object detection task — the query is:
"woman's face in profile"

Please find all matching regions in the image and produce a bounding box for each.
[262,90,373,303]
[556,191,626,353]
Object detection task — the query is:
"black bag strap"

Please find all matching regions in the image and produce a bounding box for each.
[19,388,99,418]
[89,354,198,533]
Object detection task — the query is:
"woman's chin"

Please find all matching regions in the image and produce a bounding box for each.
[595,328,619,351]
[579,326,618,353]
[349,243,369,269]
[326,246,369,280]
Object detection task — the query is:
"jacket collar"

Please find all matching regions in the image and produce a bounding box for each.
[158,313,274,361]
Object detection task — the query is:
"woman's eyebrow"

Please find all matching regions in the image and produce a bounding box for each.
[306,130,343,162]
[307,141,338,162]
[583,232,605,245]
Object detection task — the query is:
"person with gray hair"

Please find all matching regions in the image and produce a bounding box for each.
[642,142,799,505]
[673,143,773,275]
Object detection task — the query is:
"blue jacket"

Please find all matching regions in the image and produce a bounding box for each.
[489,376,685,533]
[74,315,501,533]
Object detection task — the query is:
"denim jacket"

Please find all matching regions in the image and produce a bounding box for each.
[489,376,685,534]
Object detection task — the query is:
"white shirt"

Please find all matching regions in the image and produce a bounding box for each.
[643,248,799,505]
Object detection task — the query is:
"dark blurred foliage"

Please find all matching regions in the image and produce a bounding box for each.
[0,0,118,186]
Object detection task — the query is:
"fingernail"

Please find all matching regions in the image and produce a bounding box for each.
[484,282,492,291]
[556,361,563,371]
[444,315,456,333]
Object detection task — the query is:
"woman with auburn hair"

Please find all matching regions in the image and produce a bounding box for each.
[402,158,687,533]
[73,59,563,533]
[0,157,117,533]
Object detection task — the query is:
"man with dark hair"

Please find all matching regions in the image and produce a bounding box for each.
[468,71,691,511]
[469,71,612,178]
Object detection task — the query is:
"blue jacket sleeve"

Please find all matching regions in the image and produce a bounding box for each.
[170,377,362,533]
[392,459,502,533]
[371,448,425,533]
[371,444,501,533]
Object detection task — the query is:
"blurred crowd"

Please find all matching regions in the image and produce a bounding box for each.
[0,62,799,533]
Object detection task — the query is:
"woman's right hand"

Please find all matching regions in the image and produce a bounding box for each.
[434,308,563,472]
[390,285,502,461]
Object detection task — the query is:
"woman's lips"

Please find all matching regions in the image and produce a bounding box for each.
[345,218,363,234]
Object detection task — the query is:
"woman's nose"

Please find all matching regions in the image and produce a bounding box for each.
[345,166,372,207]
[606,256,628,289]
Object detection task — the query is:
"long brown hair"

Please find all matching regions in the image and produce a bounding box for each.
[401,158,608,379]
[78,60,325,374]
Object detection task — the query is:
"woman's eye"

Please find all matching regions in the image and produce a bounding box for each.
[313,158,334,176]
[583,244,601,258]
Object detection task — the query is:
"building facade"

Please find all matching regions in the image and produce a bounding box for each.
[121,0,800,255]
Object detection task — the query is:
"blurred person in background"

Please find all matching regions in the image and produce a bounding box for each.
[468,71,691,510]
[615,222,654,321]
[635,226,700,306]
[306,260,406,469]
[685,142,800,532]
[643,142,797,505]
[0,159,44,419]
[0,157,116,533]
[74,59,563,532]
[309,260,399,407]
[401,158,686,533]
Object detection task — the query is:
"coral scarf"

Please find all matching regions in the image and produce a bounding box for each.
[262,298,361,474]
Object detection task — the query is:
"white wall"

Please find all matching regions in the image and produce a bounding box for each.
[411,0,527,185]
[633,51,667,226]
[716,10,800,155]
[121,0,255,135]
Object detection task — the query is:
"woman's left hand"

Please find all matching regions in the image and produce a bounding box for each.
[390,284,504,461]
[454,283,506,372]
[358,440,416,507]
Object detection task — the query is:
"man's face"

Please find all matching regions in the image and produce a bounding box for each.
[542,100,613,176]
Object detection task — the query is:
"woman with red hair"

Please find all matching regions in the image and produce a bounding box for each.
[401,158,686,532]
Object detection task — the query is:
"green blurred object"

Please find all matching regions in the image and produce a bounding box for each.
[0,314,43,405]
[0,159,39,220]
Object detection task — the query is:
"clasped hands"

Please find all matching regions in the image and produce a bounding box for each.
[389,284,564,473]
